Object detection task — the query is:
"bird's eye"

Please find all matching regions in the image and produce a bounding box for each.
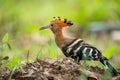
[51,24,54,26]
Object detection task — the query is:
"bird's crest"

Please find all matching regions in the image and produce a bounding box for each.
[51,17,73,27]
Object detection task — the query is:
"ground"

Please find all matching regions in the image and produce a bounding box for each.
[0,58,120,80]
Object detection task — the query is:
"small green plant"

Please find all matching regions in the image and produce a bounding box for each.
[4,56,20,69]
[1,33,11,50]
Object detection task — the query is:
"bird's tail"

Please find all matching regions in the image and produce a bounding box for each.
[100,57,118,76]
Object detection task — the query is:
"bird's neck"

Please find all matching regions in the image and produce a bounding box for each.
[54,29,69,48]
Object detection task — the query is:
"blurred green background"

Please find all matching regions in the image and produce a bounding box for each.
[0,0,120,69]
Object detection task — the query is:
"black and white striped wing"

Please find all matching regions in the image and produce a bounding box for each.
[62,39,105,61]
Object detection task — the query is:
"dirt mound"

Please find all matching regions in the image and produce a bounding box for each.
[0,58,120,80]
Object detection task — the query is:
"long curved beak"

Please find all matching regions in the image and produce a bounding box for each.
[40,25,49,30]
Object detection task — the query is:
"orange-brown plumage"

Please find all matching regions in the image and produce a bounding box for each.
[51,18,68,28]
[54,31,73,48]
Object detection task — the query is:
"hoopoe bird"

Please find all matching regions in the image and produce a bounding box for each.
[40,17,118,76]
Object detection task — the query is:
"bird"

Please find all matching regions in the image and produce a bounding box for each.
[40,17,118,76]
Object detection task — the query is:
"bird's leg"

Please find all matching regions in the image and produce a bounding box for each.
[74,57,80,64]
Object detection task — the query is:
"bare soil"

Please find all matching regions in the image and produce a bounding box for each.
[0,58,120,80]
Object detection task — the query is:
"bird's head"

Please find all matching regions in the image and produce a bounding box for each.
[40,17,73,33]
